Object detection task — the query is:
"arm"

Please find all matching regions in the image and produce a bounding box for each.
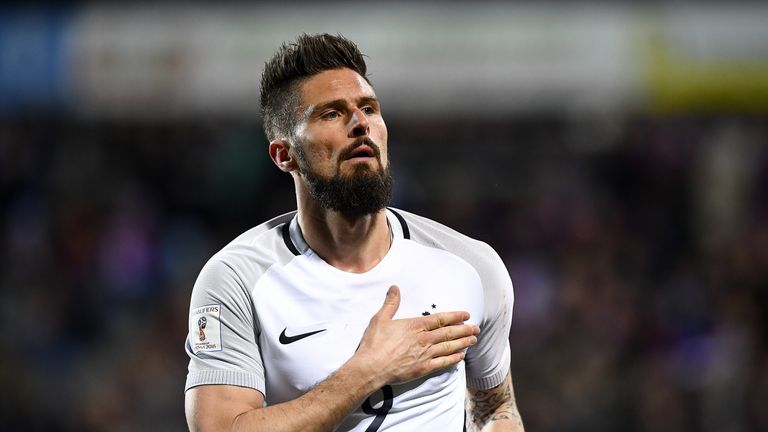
[465,371,524,432]
[186,285,480,432]
[186,358,380,432]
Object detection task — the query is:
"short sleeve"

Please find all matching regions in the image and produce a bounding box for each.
[184,256,266,395]
[464,243,514,390]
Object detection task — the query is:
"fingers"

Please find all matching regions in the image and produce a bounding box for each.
[420,311,473,331]
[430,333,478,357]
[375,285,401,321]
[429,351,467,371]
[435,322,480,342]
[360,297,482,384]
[419,318,479,361]
[418,319,479,361]
[416,311,479,349]
[424,333,478,372]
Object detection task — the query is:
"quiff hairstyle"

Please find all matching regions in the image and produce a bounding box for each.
[260,33,370,142]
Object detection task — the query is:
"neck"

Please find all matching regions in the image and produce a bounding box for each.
[296,189,391,274]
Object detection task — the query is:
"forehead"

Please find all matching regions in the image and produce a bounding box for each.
[299,68,376,107]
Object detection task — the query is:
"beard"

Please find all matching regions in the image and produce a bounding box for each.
[295,138,394,219]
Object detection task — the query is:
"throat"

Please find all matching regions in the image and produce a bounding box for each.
[298,210,393,274]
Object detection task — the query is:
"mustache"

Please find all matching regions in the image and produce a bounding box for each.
[340,137,381,161]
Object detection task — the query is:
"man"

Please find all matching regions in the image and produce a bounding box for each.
[184,33,524,431]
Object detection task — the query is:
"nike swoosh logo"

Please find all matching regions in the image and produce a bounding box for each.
[279,328,327,345]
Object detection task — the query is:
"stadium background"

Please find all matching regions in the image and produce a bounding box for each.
[1,2,767,431]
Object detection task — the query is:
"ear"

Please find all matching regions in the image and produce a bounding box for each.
[269,139,299,173]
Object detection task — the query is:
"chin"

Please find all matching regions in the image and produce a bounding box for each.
[343,162,378,177]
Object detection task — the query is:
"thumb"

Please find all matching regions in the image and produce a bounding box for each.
[377,285,400,320]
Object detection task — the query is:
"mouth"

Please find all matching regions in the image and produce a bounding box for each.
[344,144,377,161]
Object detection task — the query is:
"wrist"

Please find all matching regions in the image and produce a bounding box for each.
[341,354,389,395]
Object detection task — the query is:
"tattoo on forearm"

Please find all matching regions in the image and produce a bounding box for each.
[466,374,524,431]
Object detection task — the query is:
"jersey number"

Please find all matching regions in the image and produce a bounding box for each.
[362,385,393,432]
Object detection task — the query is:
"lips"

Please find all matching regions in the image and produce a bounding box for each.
[346,145,375,159]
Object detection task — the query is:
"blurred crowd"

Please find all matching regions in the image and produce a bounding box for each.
[0,113,766,431]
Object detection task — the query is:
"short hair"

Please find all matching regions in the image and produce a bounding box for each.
[260,33,369,142]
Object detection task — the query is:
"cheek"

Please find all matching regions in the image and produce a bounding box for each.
[306,131,341,158]
[300,142,339,175]
[375,121,389,163]
[375,117,388,140]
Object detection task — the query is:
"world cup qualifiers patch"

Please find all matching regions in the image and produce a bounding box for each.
[189,304,222,353]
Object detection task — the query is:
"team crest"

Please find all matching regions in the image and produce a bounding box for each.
[189,304,222,353]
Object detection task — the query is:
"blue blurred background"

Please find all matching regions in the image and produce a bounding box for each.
[1,2,767,431]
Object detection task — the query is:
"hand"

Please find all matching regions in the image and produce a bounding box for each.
[354,285,480,385]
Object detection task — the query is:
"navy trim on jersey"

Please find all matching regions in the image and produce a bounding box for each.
[388,208,411,239]
[281,222,300,256]
[283,210,410,255]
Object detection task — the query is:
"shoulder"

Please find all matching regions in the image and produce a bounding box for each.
[390,208,503,268]
[194,211,298,295]
[390,207,513,305]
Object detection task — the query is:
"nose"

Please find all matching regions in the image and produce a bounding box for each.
[348,107,369,137]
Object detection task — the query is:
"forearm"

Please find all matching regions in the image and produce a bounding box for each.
[231,357,384,432]
[466,372,524,432]
[469,405,524,432]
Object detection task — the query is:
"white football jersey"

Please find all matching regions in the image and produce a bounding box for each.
[185,208,514,431]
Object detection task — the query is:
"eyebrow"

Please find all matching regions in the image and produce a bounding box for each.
[307,96,380,117]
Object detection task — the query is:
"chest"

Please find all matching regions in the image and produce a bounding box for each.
[252,241,484,404]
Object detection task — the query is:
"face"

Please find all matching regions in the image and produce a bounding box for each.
[289,68,393,217]
[293,68,388,175]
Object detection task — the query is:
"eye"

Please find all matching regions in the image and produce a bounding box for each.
[361,106,376,115]
[322,110,341,120]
